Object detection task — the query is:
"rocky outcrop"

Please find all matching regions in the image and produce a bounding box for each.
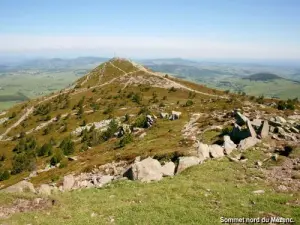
[160,112,169,119]
[4,181,36,193]
[176,156,201,174]
[235,111,249,125]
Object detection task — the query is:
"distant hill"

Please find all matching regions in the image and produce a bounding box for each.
[242,73,283,81]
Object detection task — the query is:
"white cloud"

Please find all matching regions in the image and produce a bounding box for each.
[0,35,299,59]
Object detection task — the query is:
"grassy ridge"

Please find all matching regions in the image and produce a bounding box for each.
[1,149,299,224]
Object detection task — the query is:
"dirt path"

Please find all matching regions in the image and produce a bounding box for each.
[130,60,227,99]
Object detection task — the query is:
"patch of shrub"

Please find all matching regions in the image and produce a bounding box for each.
[116,133,133,148]
[133,115,148,128]
[37,142,53,157]
[11,152,36,175]
[59,137,75,155]
[0,170,10,181]
[185,99,194,107]
[50,149,64,166]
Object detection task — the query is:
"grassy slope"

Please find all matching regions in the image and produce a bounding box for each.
[1,149,299,224]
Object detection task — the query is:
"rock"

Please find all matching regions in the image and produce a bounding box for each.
[238,137,258,150]
[97,175,114,187]
[63,175,75,191]
[255,161,263,167]
[68,156,78,161]
[223,135,236,155]
[288,115,300,120]
[275,116,286,124]
[169,111,182,120]
[235,111,249,125]
[176,156,201,174]
[4,181,36,193]
[251,119,262,128]
[271,154,278,161]
[160,112,169,119]
[259,120,269,139]
[38,184,52,196]
[197,142,210,160]
[209,145,225,158]
[291,127,299,134]
[246,120,257,138]
[253,190,265,194]
[125,157,163,182]
[161,162,175,177]
[139,132,147,139]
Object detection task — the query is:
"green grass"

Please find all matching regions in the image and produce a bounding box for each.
[1,149,299,224]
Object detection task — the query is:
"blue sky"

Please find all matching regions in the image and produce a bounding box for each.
[0,0,299,59]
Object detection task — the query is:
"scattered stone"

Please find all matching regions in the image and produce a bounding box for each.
[255,161,263,167]
[275,116,287,124]
[68,156,78,161]
[161,162,175,177]
[246,120,257,138]
[252,190,265,194]
[176,156,201,174]
[209,145,225,158]
[251,119,262,128]
[97,175,114,187]
[4,181,36,193]
[223,135,236,155]
[63,175,75,191]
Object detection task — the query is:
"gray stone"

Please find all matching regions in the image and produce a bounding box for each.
[223,135,236,155]
[161,162,175,177]
[38,184,52,196]
[63,174,75,191]
[251,119,262,128]
[209,145,225,158]
[259,120,269,138]
[4,181,36,193]
[253,190,265,194]
[176,156,201,174]
[197,142,210,160]
[125,157,163,182]
[246,120,257,138]
[97,175,114,187]
[238,137,258,150]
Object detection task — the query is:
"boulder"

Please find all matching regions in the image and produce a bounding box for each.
[4,181,36,193]
[97,175,114,187]
[291,127,299,134]
[259,120,269,139]
[63,174,75,191]
[209,145,225,158]
[223,135,236,155]
[176,156,201,174]
[161,162,175,177]
[38,184,52,196]
[197,142,210,160]
[125,157,163,182]
[238,137,258,150]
